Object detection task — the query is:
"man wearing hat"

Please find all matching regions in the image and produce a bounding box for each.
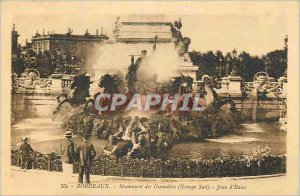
[19,136,33,169]
[61,130,77,177]
[76,134,96,183]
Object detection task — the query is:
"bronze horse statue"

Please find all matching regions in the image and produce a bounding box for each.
[200,75,237,112]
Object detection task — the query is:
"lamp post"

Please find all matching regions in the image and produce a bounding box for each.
[218,58,222,77]
[264,56,271,75]
[224,50,243,97]
[225,56,231,76]
[231,49,238,76]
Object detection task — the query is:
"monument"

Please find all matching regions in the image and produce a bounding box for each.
[91,15,197,94]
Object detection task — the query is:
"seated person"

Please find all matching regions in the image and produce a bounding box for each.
[103,135,132,158]
[113,125,126,139]
[121,125,133,141]
[156,132,173,161]
[121,122,146,142]
[127,134,150,159]
[150,135,159,158]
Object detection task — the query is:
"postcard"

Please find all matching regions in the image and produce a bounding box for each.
[0,1,299,195]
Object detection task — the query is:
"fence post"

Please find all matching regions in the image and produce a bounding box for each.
[140,161,144,177]
[159,160,163,178]
[121,164,125,177]
[102,156,106,176]
[179,161,183,178]
[281,156,286,173]
[32,152,36,169]
[17,152,21,167]
[47,157,51,171]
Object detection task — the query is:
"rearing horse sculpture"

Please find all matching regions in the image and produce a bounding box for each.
[200,75,237,112]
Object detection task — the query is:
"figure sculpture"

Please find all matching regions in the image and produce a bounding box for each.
[245,72,282,101]
[70,73,93,105]
[12,68,51,91]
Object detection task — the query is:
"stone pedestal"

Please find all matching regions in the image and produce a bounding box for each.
[215,75,242,97]
[176,56,198,81]
[227,75,242,97]
[214,76,230,96]
[50,73,63,93]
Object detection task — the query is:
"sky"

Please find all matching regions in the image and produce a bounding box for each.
[11,2,289,56]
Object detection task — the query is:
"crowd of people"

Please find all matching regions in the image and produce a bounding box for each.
[17,114,176,183]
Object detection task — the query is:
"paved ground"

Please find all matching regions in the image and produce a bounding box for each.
[1,166,292,195]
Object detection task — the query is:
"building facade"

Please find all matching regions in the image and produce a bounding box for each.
[31,29,109,57]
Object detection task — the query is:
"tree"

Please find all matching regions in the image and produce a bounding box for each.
[189,48,287,82]
[265,49,287,79]
[189,50,220,78]
[12,57,25,75]
[36,51,55,77]
[237,52,265,81]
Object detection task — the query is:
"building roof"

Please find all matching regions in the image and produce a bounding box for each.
[32,33,109,42]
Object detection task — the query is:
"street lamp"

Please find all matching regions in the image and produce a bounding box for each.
[231,49,238,76]
[264,56,271,75]
[218,58,223,77]
[225,56,231,76]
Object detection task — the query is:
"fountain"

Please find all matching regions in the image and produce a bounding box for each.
[49,15,247,161]
[53,47,242,160]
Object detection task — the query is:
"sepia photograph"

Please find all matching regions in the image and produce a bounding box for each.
[0,1,299,195]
